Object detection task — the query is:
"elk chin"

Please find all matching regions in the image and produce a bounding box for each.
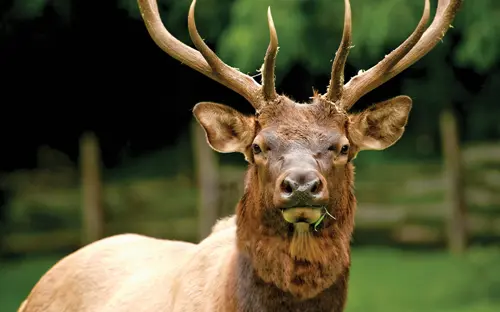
[282,208,324,262]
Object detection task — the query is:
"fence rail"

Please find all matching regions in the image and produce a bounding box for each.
[1,142,499,255]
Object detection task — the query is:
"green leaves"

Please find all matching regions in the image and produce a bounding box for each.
[217,0,432,77]
[120,0,499,76]
[213,0,439,79]
[453,0,500,72]
[345,0,426,66]
[7,0,500,75]
[218,0,305,79]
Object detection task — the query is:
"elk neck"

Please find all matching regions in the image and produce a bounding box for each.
[230,163,357,309]
[224,251,351,312]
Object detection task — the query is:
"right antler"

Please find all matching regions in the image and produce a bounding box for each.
[137,0,279,109]
[325,0,463,110]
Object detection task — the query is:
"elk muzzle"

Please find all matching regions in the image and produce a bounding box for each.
[274,168,329,224]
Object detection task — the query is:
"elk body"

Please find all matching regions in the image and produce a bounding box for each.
[18,0,462,311]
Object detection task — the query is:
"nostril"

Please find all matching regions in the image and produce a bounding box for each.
[281,178,294,195]
[310,179,320,194]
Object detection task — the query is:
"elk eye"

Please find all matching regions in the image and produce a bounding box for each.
[252,144,262,155]
[340,144,350,155]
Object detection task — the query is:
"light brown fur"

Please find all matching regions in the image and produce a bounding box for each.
[20,230,235,312]
[211,215,237,233]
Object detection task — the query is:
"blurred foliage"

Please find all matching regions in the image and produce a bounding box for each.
[120,0,232,43]
[218,0,305,77]
[470,72,500,139]
[215,0,433,75]
[119,0,500,76]
[8,0,47,19]
[7,0,500,72]
[7,0,71,21]
[454,0,500,72]
[4,0,500,145]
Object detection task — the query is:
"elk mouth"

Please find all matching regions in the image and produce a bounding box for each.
[281,206,332,261]
[281,206,324,225]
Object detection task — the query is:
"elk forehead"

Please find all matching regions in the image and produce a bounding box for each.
[253,99,351,175]
[256,97,349,137]
[255,123,347,155]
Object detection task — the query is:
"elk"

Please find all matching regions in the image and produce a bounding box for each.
[18,0,462,311]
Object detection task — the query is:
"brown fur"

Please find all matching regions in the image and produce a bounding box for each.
[289,222,324,261]
[233,253,350,311]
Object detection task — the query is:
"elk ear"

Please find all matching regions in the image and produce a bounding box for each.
[348,96,412,151]
[193,102,255,154]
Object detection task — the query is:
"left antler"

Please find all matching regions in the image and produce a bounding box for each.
[324,0,463,110]
[137,0,279,109]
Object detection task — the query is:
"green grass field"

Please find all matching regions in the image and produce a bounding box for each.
[2,247,499,312]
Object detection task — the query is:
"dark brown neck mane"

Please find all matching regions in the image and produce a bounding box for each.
[232,164,357,311]
[231,253,350,312]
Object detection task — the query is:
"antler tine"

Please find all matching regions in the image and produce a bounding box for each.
[325,0,352,103]
[261,7,279,101]
[340,0,431,110]
[341,0,462,111]
[138,0,263,109]
[391,0,462,74]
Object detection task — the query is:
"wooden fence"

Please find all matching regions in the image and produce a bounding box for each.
[0,127,499,255]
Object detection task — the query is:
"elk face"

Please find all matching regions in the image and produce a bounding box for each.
[194,93,411,236]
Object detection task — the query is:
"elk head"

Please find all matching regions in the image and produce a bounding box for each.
[138,0,462,299]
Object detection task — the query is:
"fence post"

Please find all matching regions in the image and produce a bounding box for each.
[439,109,467,255]
[79,132,104,246]
[191,119,220,241]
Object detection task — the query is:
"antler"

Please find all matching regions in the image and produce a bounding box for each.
[325,0,462,110]
[325,0,352,103]
[137,0,279,109]
[262,7,279,101]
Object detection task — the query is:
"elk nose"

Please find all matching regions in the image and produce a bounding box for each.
[276,169,328,207]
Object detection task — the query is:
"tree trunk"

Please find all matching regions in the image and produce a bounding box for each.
[80,132,104,246]
[439,109,468,255]
[191,119,219,241]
